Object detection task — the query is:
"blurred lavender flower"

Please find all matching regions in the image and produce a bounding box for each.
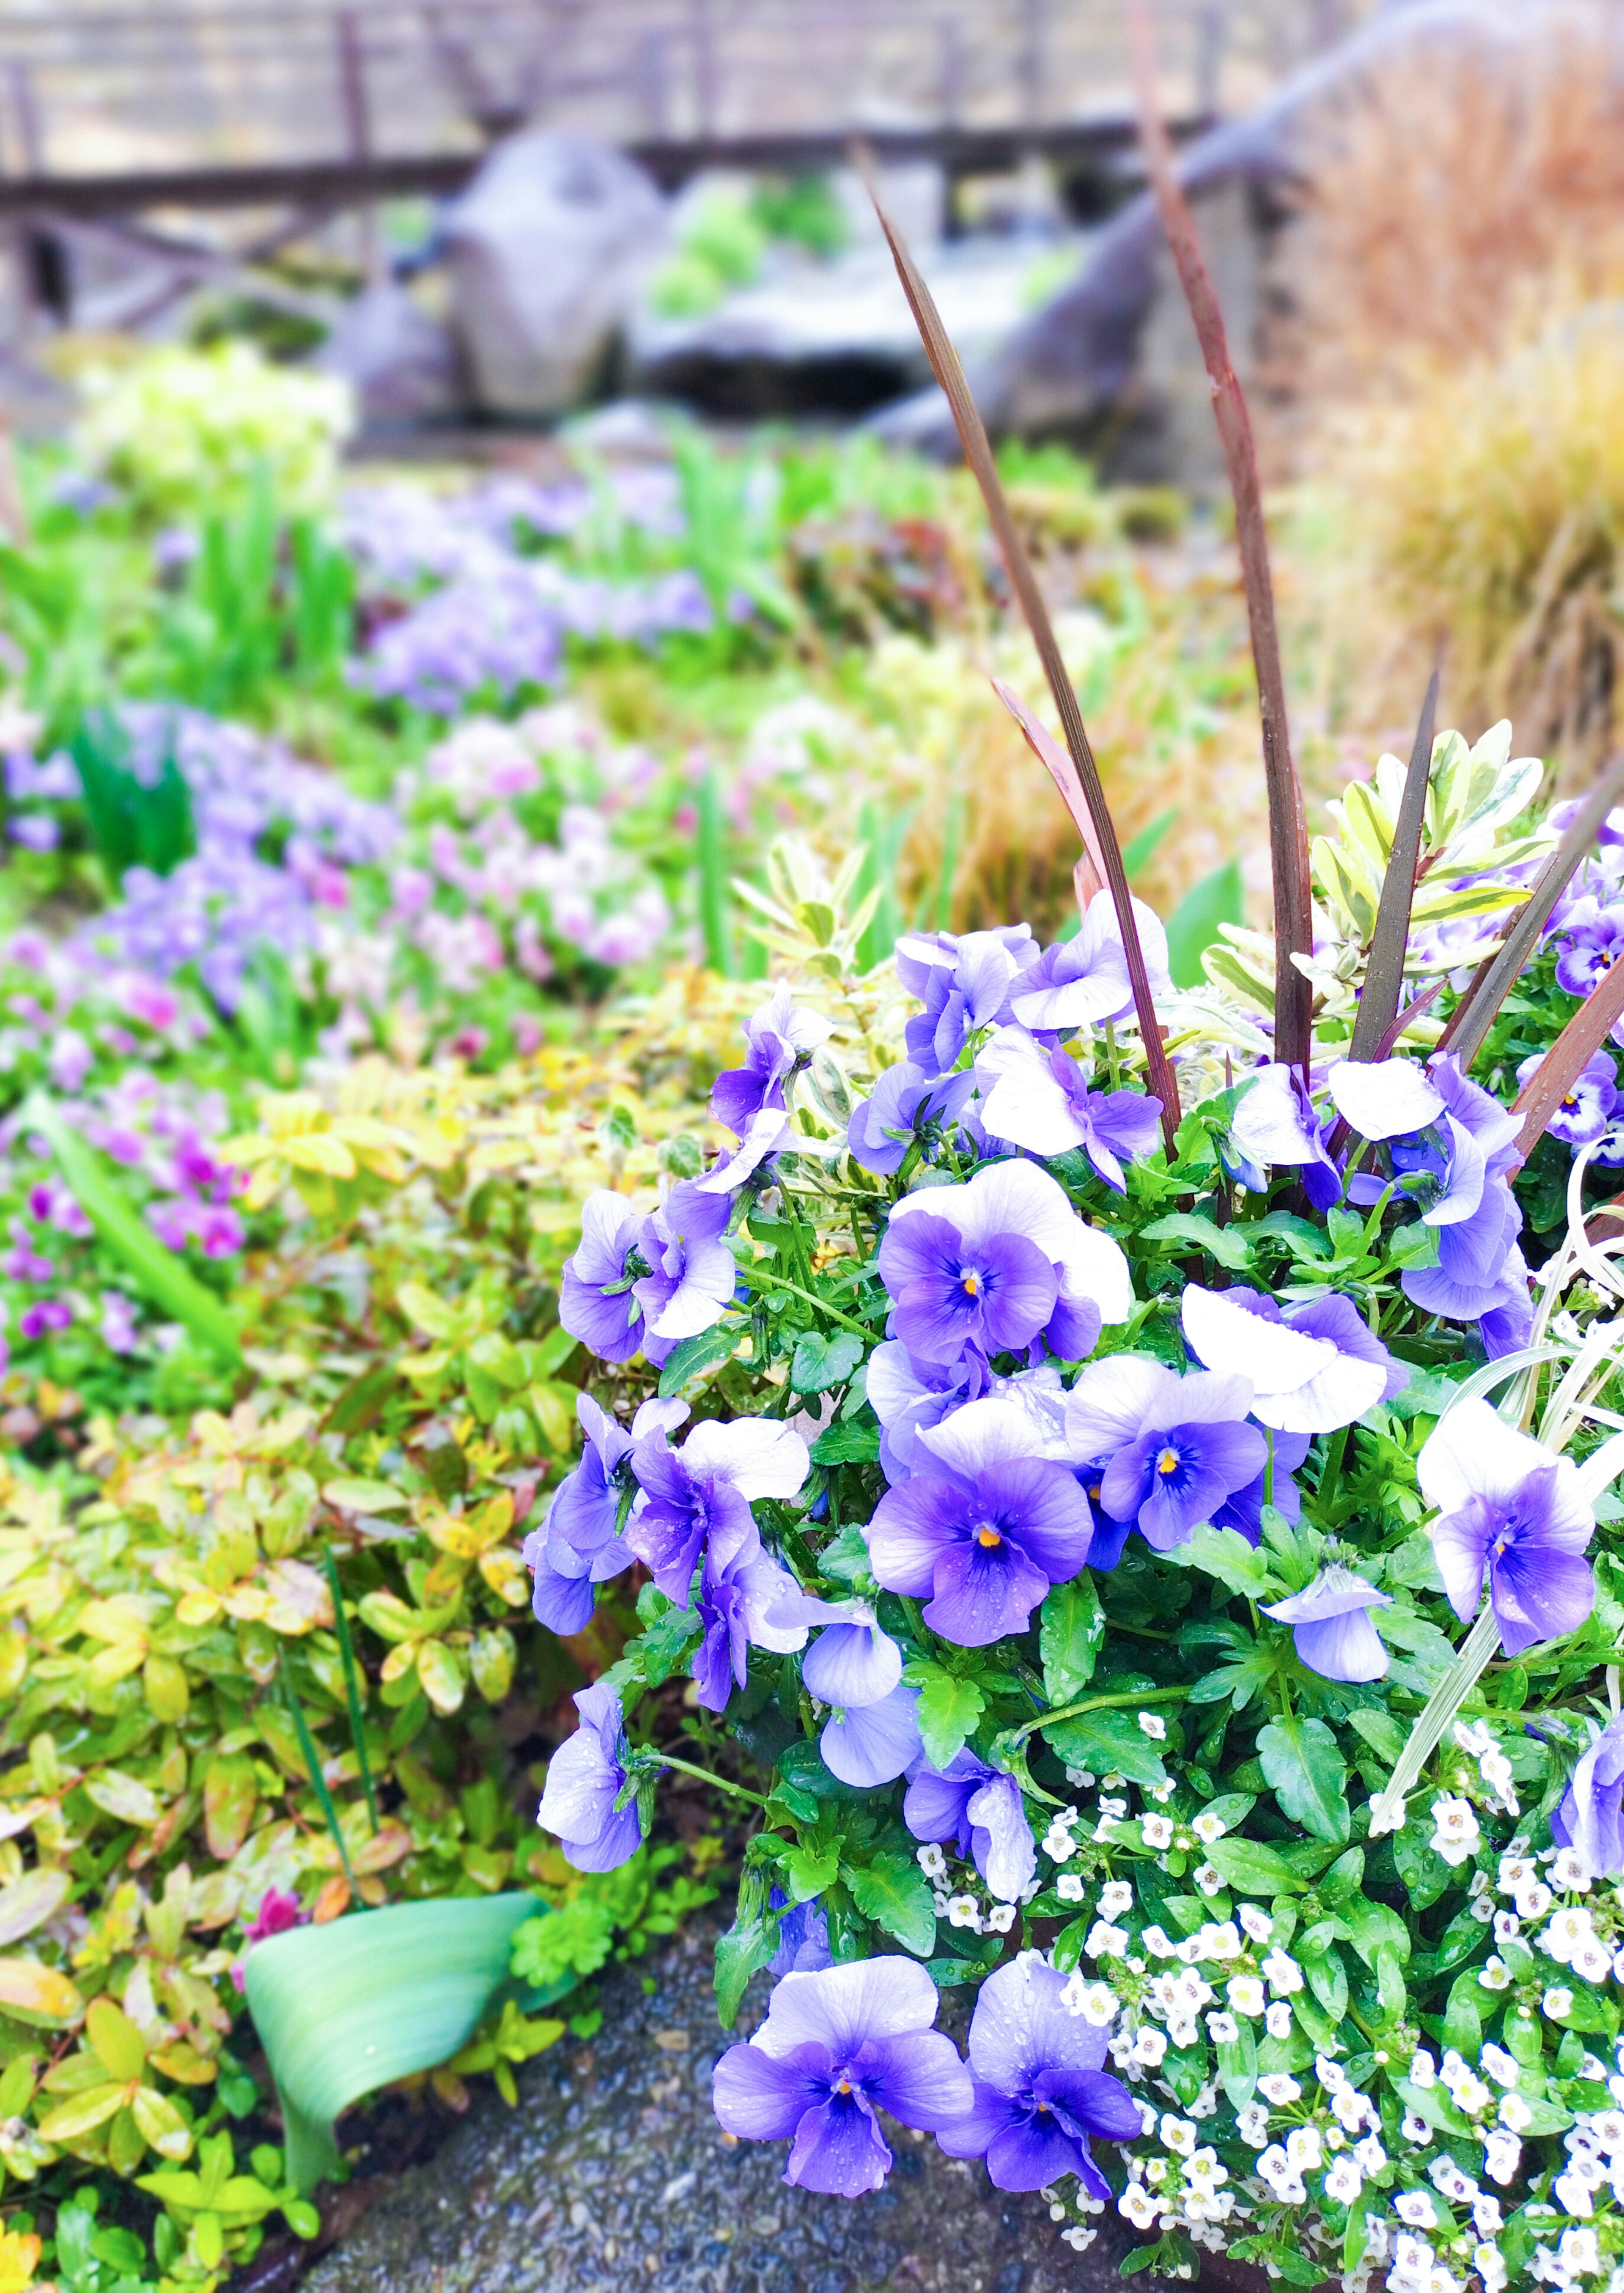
[711,1959,972,2196]
[1552,1712,1624,1878]
[1263,1565,1392,1682]
[1515,1049,1617,1147]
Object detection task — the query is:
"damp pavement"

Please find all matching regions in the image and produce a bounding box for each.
[298,1920,1146,2293]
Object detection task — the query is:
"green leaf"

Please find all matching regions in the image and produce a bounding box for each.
[1166,858,1245,989]
[713,1906,778,2029]
[1215,2010,1257,2107]
[321,1478,407,1514]
[810,1420,881,1465]
[1250,1211,1330,1262]
[243,1893,543,2191]
[1387,1222,1440,1271]
[1039,1576,1104,1705]
[1139,1212,1252,1270]
[791,1330,865,1394]
[1257,1716,1350,1844]
[657,1323,742,1397]
[1043,1707,1168,1789]
[1202,1837,1307,1896]
[21,1090,241,1365]
[1180,1524,1273,1598]
[781,1840,840,1902]
[842,1853,938,1957]
[903,1663,986,1769]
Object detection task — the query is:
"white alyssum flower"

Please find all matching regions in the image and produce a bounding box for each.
[1191,1809,1228,1844]
[1325,2157,1363,2204]
[1429,2156,1479,2203]
[1482,2128,1522,2185]
[1141,1923,1177,1959]
[1238,1903,1275,1944]
[1086,1919,1129,1958]
[1551,1848,1594,1894]
[1237,2101,1270,2147]
[1333,2087,1375,2134]
[1194,1920,1242,1960]
[1139,1711,1167,1739]
[1056,1873,1086,1903]
[1255,2145,1307,2205]
[987,1903,1017,1933]
[1401,2112,1434,2145]
[1193,1862,1224,1897]
[1207,2012,1240,2043]
[1354,2134,1388,2175]
[1476,2245,1509,2290]
[1041,1823,1078,1863]
[1161,2115,1197,2156]
[1480,2043,1520,2089]
[1498,2091,1533,2132]
[1479,1955,1514,1990]
[1410,2049,1438,2089]
[1545,1906,1598,1966]
[1257,2073,1302,2105]
[1133,2026,1168,2067]
[1431,1793,1482,1867]
[1286,2127,1323,2172]
[1545,1985,1577,2019]
[1226,1974,1266,2016]
[1516,1881,1555,1922]
[1261,1947,1303,1995]
[1141,1814,1174,1850]
[1495,1910,1522,1942]
[1559,2229,1602,2276]
[1499,1854,1537,1895]
[1118,2184,1159,2230]
[917,1841,947,1878]
[1473,2194,1504,2237]
[1480,1747,1520,1815]
[1265,2000,1293,2039]
[1554,2168,1597,2219]
[1099,1879,1134,1919]
[947,1895,982,1929]
[1395,2191,1439,2229]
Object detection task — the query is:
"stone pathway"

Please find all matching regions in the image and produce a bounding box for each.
[300,1921,1142,2293]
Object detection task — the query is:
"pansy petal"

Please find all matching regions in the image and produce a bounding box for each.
[712,2043,828,2140]
[1326,1057,1444,1140]
[754,1957,942,2058]
[819,1683,923,1788]
[783,2093,892,2195]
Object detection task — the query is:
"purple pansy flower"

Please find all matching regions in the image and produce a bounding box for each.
[803,1601,904,1708]
[880,1158,1133,1371]
[560,1191,651,1364]
[1229,1064,1343,1209]
[935,1955,1141,2194]
[1515,1049,1618,1148]
[1181,1283,1407,1434]
[710,982,832,1140]
[847,1063,977,1178]
[1417,1399,1597,1656]
[1210,1425,1311,1545]
[820,1681,924,1788]
[1064,1357,1266,1552]
[690,1509,822,1715]
[769,1891,833,1976]
[977,1027,1162,1191]
[867,1398,1094,1645]
[903,1749,1037,1900]
[1551,897,1624,997]
[865,1340,975,1484]
[1004,897,1173,1036]
[627,1415,810,1603]
[631,1180,738,1347]
[1552,1713,1624,1879]
[1262,1565,1392,1682]
[895,925,1038,1077]
[711,1958,973,2197]
[537,1681,643,1873]
[524,1394,689,1634]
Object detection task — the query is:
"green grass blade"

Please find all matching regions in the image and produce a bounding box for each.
[20,1091,241,1367]
[243,1895,542,2191]
[321,1548,379,1837]
[697,768,734,977]
[279,1649,357,1894]
[1122,808,1176,876]
[1166,859,1245,989]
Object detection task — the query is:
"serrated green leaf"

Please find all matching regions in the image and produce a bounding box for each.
[842,1852,937,1957]
[656,1322,742,1396]
[1039,1576,1104,1705]
[1139,1212,1253,1270]
[903,1662,985,1769]
[791,1330,865,1394]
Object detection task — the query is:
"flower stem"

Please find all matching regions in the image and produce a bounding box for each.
[1011,1683,1192,1745]
[656,1752,771,1809]
[735,1262,875,1341]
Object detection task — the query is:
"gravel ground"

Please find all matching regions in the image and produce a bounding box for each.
[298,1920,1146,2293]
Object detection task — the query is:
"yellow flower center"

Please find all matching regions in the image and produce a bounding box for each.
[1156,1446,1181,1477]
[977,1525,1003,1549]
[961,1271,981,1297]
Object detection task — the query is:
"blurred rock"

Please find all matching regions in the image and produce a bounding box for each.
[300,1919,1137,2293]
[444,129,668,419]
[315,281,464,430]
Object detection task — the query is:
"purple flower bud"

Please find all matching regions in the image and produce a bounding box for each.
[1262,1565,1393,1681]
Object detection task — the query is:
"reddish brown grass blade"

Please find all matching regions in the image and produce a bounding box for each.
[992,678,1109,909]
[855,145,1180,1150]
[1434,751,1624,1070]
[1127,0,1313,1080]
[1347,671,1439,1063]
[1512,956,1624,1156]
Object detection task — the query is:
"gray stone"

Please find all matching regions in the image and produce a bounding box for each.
[301,1921,1138,2293]
[444,129,668,420]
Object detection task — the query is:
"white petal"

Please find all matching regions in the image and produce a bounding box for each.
[1051,1219,1134,1325]
[682,1414,810,1501]
[1326,1058,1444,1142]
[1253,1353,1389,1435]
[916,1396,1052,1478]
[644,1237,737,1338]
[1416,1398,1555,1514]
[980,1057,1088,1159]
[1065,1354,1174,1461]
[1181,1285,1337,1399]
[693,1107,789,1193]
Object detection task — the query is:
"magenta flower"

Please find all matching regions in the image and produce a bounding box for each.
[537,1681,643,1873]
[711,1959,972,2197]
[1417,1400,1597,1656]
[903,1750,1036,1900]
[936,1956,1141,2194]
[1262,1565,1392,1682]
[1064,1357,1266,1552]
[867,1398,1094,1645]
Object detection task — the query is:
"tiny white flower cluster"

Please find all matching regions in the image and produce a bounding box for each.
[1541,1900,1616,1988]
[1552,2102,1624,2221]
[1455,1717,1521,1819]
[914,1839,1018,1935]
